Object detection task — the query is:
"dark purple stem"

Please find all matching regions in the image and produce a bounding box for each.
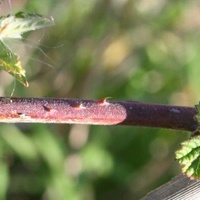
[0,97,197,131]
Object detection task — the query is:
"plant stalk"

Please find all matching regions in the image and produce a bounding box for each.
[0,97,197,131]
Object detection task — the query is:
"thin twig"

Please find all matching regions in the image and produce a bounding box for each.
[0,97,197,131]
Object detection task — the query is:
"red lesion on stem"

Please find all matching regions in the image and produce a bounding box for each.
[10,110,31,120]
[10,110,20,118]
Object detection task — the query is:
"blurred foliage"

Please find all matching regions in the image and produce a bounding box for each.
[0,0,199,199]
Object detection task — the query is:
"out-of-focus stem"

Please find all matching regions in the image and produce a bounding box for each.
[0,97,197,131]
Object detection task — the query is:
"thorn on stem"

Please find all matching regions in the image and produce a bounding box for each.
[17,112,31,119]
[98,97,110,106]
[43,104,51,112]
[73,103,86,109]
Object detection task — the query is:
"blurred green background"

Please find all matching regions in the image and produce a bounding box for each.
[0,0,199,199]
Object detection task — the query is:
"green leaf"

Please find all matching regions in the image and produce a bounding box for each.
[0,42,28,86]
[0,11,54,39]
[176,136,200,179]
[0,11,54,86]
